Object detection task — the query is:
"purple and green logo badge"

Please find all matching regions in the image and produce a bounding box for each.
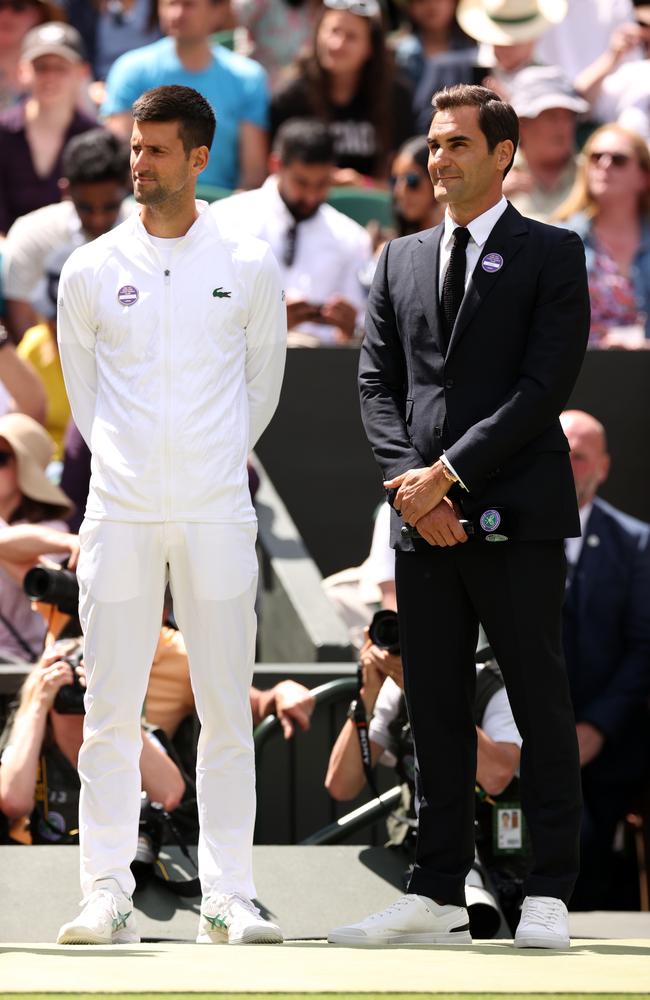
[480,509,501,532]
[481,253,503,273]
[117,285,139,306]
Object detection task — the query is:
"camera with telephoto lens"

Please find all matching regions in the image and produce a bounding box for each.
[368,608,400,655]
[23,564,79,616]
[52,647,85,714]
[131,793,166,889]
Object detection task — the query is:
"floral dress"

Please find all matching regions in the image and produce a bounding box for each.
[588,240,644,346]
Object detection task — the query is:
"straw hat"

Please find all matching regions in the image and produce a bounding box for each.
[456,0,568,46]
[0,413,74,517]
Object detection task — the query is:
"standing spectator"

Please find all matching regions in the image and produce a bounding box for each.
[535,0,639,82]
[555,123,650,348]
[394,0,474,132]
[102,0,269,190]
[2,128,132,341]
[0,0,60,112]
[559,409,650,909]
[62,0,161,81]
[0,22,95,235]
[232,0,320,87]
[506,65,589,222]
[0,413,76,664]
[212,118,372,344]
[271,0,415,185]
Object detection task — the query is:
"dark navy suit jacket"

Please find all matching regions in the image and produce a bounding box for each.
[563,496,650,784]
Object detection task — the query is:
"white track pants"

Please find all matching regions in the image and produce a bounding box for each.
[76,518,258,900]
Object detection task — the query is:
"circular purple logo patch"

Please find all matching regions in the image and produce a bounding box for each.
[117,285,139,307]
[480,508,501,532]
[481,253,503,273]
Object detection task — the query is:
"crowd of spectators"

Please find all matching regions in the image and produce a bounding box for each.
[0,0,648,916]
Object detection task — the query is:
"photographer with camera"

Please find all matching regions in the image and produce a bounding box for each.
[0,413,79,664]
[325,607,524,933]
[0,643,185,844]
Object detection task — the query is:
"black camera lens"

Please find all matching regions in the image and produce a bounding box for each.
[368,609,400,654]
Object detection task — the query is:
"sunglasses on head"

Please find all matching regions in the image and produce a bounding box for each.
[389,172,423,190]
[0,451,14,467]
[323,0,381,17]
[589,151,631,168]
[0,1,38,11]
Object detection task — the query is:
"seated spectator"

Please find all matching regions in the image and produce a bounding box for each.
[559,409,650,909]
[0,0,59,112]
[145,622,316,742]
[232,0,320,87]
[575,8,650,143]
[270,0,415,186]
[0,413,77,664]
[62,0,161,82]
[0,22,95,235]
[389,134,443,237]
[2,127,132,341]
[211,118,372,344]
[0,641,185,842]
[393,0,474,132]
[102,0,268,190]
[554,123,650,348]
[0,320,48,423]
[506,65,589,221]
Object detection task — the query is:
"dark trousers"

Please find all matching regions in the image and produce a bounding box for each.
[395,539,582,907]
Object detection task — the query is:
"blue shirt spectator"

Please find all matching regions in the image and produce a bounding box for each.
[102,36,269,190]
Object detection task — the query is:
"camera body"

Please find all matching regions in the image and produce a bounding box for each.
[52,647,85,715]
[368,608,400,655]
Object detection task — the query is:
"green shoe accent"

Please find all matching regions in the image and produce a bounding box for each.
[112,910,132,932]
[204,912,228,930]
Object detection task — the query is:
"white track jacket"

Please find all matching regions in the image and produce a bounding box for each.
[57,201,287,523]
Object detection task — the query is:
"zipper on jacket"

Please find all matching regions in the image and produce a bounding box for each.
[164,268,171,520]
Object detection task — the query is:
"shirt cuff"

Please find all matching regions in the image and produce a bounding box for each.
[441,453,468,491]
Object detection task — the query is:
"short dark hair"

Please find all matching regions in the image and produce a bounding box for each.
[430,85,519,175]
[132,85,216,155]
[273,119,335,166]
[62,128,130,186]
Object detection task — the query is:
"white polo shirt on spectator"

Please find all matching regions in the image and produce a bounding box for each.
[211,176,372,344]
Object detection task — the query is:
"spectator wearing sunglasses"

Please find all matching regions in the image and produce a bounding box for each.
[0,0,60,112]
[0,413,78,665]
[390,134,443,238]
[505,65,589,223]
[0,22,96,236]
[270,0,415,186]
[2,128,133,343]
[555,123,650,350]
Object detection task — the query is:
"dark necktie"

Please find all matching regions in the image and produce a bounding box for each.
[441,226,470,347]
[283,221,298,268]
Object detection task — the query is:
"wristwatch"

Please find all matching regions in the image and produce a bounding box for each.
[0,323,10,349]
[440,461,458,485]
[347,698,372,723]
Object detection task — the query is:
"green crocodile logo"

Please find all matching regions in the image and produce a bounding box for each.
[212,287,232,298]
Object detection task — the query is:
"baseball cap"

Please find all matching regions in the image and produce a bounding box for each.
[511,66,590,119]
[21,21,87,64]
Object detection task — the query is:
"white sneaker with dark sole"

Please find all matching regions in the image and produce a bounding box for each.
[197,892,283,945]
[514,896,570,950]
[57,880,139,945]
[328,894,472,947]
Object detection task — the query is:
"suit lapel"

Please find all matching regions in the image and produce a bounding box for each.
[411,224,446,354]
[447,204,529,359]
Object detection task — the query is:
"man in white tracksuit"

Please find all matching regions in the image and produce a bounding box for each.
[55,85,287,946]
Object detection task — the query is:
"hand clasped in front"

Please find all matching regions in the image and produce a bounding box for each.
[384,466,468,547]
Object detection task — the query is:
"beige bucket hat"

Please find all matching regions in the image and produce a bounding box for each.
[0,413,74,517]
[456,0,568,46]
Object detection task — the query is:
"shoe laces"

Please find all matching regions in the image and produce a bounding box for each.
[366,896,413,923]
[523,897,563,928]
[205,891,261,920]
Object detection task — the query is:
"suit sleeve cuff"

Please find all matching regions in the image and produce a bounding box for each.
[441,453,468,492]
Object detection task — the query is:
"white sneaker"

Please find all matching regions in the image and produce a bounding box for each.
[328,894,472,947]
[57,880,139,945]
[197,892,283,945]
[514,895,570,950]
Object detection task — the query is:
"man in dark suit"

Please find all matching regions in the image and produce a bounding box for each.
[560,409,650,910]
[328,85,589,949]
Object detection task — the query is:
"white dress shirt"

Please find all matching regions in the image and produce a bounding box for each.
[565,502,593,568]
[438,196,508,487]
[210,176,372,344]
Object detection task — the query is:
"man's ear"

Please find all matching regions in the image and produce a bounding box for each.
[58,178,71,199]
[268,152,281,175]
[192,145,210,175]
[497,139,515,173]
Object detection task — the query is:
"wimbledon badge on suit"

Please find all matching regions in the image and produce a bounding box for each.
[359,201,590,909]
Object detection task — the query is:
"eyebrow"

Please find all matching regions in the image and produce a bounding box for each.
[131,142,170,153]
[427,133,472,148]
